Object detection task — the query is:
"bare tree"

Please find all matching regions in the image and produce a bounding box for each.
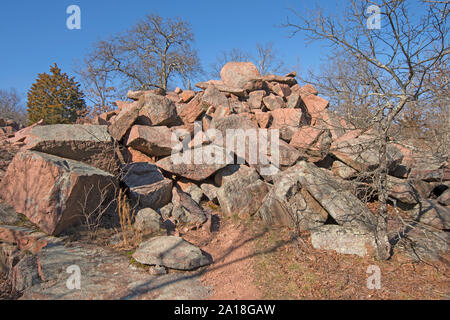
[209,48,252,78]
[74,54,122,118]
[209,42,286,78]
[82,14,202,92]
[0,88,26,124]
[285,0,448,260]
[255,42,285,75]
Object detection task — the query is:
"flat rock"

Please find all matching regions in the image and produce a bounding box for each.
[24,124,117,173]
[310,225,377,257]
[9,237,211,299]
[133,236,212,270]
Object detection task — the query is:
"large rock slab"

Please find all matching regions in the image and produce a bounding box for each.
[289,126,332,161]
[270,108,306,128]
[4,232,211,299]
[217,165,270,218]
[156,144,233,181]
[310,225,377,257]
[133,236,212,270]
[23,124,117,173]
[121,163,172,210]
[260,161,378,232]
[0,150,116,235]
[126,125,179,157]
[220,62,260,88]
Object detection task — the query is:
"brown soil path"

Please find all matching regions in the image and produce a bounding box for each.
[182,214,262,300]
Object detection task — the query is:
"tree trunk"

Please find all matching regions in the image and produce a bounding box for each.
[375,133,391,260]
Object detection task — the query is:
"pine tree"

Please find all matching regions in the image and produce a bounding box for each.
[27,63,87,125]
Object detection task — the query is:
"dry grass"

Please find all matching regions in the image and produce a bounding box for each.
[116,189,141,249]
[252,224,449,300]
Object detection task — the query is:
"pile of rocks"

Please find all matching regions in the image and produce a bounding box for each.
[0,118,24,181]
[0,62,449,294]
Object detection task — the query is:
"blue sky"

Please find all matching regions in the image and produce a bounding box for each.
[0,0,343,100]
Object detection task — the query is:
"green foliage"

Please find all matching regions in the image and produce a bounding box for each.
[27,63,87,125]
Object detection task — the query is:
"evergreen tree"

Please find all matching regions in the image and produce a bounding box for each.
[27,63,87,125]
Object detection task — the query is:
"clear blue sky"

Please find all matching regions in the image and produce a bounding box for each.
[0,0,343,100]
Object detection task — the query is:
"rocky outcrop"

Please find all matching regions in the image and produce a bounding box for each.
[0,150,116,235]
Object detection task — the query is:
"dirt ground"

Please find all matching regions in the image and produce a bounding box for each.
[183,208,449,300]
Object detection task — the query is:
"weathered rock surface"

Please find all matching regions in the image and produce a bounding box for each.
[258,165,328,230]
[121,163,172,210]
[220,62,260,88]
[386,176,419,205]
[260,161,377,232]
[217,165,270,218]
[437,188,450,206]
[137,93,179,127]
[171,187,207,226]
[108,99,143,141]
[156,144,233,181]
[178,94,208,124]
[263,94,285,110]
[23,124,117,173]
[409,159,450,182]
[1,231,211,299]
[310,225,377,257]
[133,236,212,270]
[134,208,164,234]
[408,200,450,230]
[0,150,116,235]
[126,125,179,157]
[331,133,403,172]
